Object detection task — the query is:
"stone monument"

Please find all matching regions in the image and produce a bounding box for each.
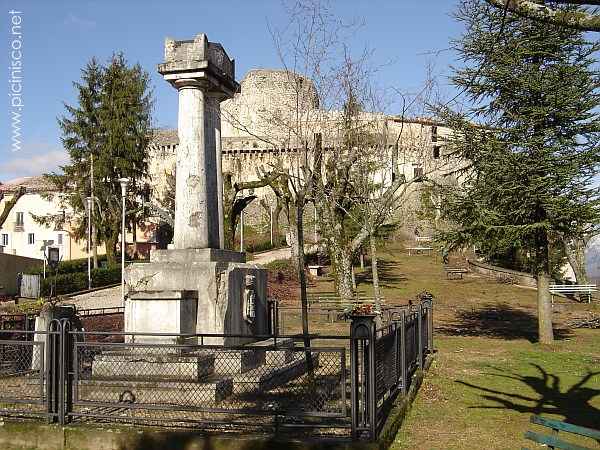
[124,34,268,345]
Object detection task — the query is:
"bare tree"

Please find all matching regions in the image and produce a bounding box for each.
[222,171,280,250]
[0,186,26,229]
[485,0,600,32]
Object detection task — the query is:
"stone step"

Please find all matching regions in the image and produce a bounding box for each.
[245,337,295,365]
[91,352,215,382]
[77,377,232,405]
[245,337,295,348]
[232,352,320,395]
[213,349,265,375]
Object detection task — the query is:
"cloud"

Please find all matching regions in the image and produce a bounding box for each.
[64,13,97,29]
[0,150,69,180]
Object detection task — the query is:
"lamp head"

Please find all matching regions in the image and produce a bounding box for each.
[118,178,130,197]
[47,247,60,270]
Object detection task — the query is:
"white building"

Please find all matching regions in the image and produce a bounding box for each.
[0,177,79,261]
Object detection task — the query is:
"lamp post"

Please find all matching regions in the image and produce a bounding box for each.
[86,196,93,290]
[47,246,60,300]
[270,202,274,247]
[118,178,130,304]
[240,206,244,253]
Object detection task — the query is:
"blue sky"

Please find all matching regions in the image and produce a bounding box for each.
[1,1,598,188]
[1,0,463,181]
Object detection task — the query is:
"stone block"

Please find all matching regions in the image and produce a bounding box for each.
[213,350,265,375]
[78,377,232,405]
[125,254,269,346]
[91,352,215,382]
[150,248,245,264]
[124,290,197,344]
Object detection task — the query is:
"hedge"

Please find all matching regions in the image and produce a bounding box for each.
[26,254,112,276]
[41,267,121,296]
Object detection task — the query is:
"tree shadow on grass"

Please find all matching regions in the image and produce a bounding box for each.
[456,364,600,431]
[436,303,572,342]
[355,259,407,288]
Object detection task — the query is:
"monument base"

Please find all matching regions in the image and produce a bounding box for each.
[124,248,268,345]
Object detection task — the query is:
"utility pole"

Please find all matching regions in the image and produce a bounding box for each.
[90,154,98,268]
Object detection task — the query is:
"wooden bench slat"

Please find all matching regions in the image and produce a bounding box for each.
[531,416,600,440]
[524,431,593,450]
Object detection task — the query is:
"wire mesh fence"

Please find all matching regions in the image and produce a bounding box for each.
[68,333,349,436]
[0,299,433,442]
[0,329,55,420]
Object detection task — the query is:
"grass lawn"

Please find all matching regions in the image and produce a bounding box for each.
[292,242,600,449]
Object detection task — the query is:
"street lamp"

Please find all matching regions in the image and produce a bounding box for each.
[86,196,93,290]
[47,246,60,299]
[118,178,130,304]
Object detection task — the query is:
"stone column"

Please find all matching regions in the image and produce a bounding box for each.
[173,80,220,249]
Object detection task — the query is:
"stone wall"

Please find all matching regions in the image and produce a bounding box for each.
[467,258,538,288]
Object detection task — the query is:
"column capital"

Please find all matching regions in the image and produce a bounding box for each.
[171,78,210,91]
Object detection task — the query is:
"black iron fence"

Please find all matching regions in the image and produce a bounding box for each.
[0,301,433,442]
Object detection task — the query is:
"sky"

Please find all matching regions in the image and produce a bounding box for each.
[1,0,464,181]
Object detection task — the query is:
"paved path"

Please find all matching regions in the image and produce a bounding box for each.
[61,247,296,308]
[250,247,292,265]
[63,285,123,310]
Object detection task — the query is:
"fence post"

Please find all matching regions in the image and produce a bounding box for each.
[417,306,423,370]
[60,318,74,425]
[393,321,400,387]
[400,310,407,396]
[428,301,433,352]
[47,319,61,424]
[350,314,377,441]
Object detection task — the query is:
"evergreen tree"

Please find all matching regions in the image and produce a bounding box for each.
[437,0,600,344]
[46,54,153,266]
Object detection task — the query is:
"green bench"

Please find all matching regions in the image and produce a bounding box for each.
[523,415,600,450]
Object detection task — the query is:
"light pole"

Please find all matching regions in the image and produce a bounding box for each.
[118,178,130,304]
[86,196,93,290]
[314,204,318,244]
[240,207,244,253]
[270,203,274,247]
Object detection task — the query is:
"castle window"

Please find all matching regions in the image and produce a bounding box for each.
[28,233,35,245]
[16,212,24,225]
[1,234,8,246]
[431,125,438,142]
[413,166,424,180]
[433,146,440,159]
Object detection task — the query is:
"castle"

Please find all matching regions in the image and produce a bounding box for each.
[148,69,459,235]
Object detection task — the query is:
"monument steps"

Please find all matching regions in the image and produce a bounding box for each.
[91,352,215,382]
[77,377,233,405]
[231,353,320,395]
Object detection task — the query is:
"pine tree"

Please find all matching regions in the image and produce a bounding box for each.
[46,54,153,267]
[437,0,600,343]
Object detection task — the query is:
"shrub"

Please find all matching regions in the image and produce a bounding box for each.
[41,267,121,296]
[246,238,286,254]
[26,254,111,276]
[265,258,298,281]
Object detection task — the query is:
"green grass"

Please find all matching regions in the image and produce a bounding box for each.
[392,333,599,449]
[299,242,600,449]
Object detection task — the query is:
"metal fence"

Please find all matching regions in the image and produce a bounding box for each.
[350,299,433,439]
[0,301,433,442]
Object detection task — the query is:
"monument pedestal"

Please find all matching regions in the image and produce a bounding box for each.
[124,248,268,345]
